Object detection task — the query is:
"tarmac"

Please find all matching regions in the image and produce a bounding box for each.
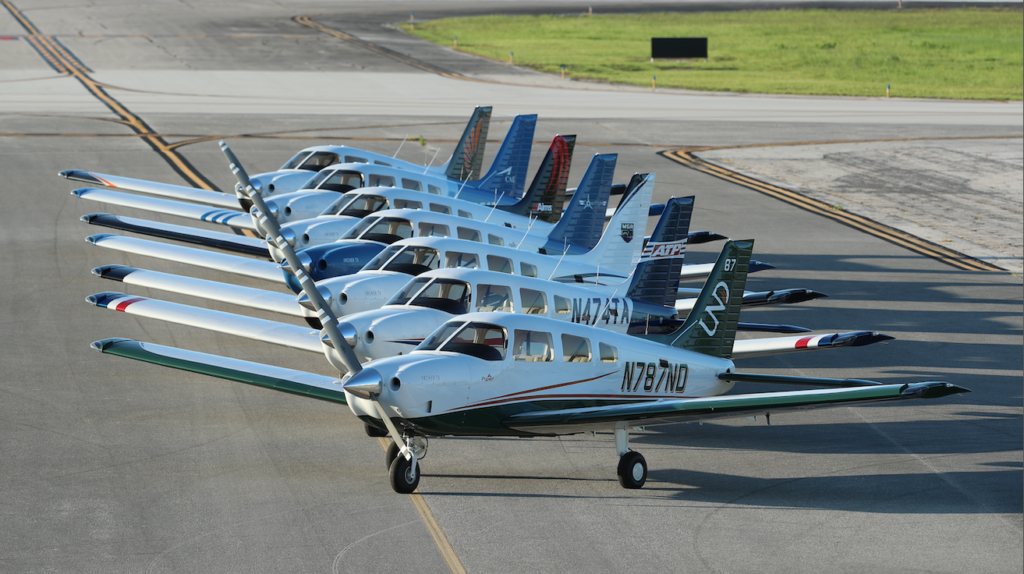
[0,2,1021,573]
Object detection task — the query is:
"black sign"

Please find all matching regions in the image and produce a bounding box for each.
[651,37,707,59]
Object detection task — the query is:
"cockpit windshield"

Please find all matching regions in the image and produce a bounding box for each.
[343,216,413,244]
[339,194,388,218]
[298,151,341,171]
[416,321,506,361]
[319,194,358,217]
[308,169,363,193]
[382,246,441,275]
[388,277,431,306]
[408,279,471,314]
[281,151,312,170]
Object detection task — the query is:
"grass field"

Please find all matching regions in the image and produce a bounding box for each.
[405,9,1023,100]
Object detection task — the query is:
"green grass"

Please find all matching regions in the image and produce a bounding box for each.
[405,9,1023,100]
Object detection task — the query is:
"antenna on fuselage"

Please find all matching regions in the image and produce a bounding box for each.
[219,141,362,377]
[515,214,536,250]
[394,135,408,159]
[483,192,505,223]
[422,147,441,173]
[453,175,470,200]
[547,238,569,280]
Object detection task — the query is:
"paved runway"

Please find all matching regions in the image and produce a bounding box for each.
[1,2,1021,573]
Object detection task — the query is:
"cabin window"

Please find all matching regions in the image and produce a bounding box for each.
[520,262,538,278]
[401,178,422,191]
[599,343,618,363]
[427,184,442,196]
[562,334,592,362]
[554,295,571,314]
[344,155,368,164]
[345,216,412,243]
[381,246,441,275]
[339,194,388,217]
[281,151,312,170]
[393,199,422,210]
[458,210,472,219]
[418,321,506,361]
[299,152,340,171]
[368,174,395,187]
[445,251,479,269]
[375,161,392,167]
[487,234,504,247]
[418,222,450,238]
[512,330,554,362]
[487,255,513,274]
[429,203,452,215]
[520,289,547,315]
[309,170,363,193]
[476,284,513,313]
[457,227,481,242]
[408,279,471,314]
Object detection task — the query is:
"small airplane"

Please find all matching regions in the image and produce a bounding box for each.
[60,105,496,209]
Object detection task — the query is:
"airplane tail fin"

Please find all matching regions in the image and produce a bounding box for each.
[623,196,693,308]
[653,239,753,359]
[474,114,537,198]
[544,153,615,252]
[564,172,653,275]
[442,106,492,181]
[498,135,576,223]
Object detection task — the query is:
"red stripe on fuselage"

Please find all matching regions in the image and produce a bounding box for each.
[114,297,145,312]
[795,336,814,349]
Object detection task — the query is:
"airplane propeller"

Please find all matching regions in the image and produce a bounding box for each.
[219,141,258,212]
[220,140,423,490]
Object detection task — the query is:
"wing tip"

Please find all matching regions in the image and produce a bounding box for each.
[91,337,132,352]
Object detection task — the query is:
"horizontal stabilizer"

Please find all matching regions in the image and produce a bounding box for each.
[685,231,728,245]
[92,265,308,319]
[718,372,881,387]
[731,331,895,359]
[736,323,812,334]
[675,288,826,313]
[72,188,256,230]
[504,381,969,434]
[83,213,269,257]
[91,338,348,404]
[86,292,321,353]
[60,169,239,209]
[86,234,285,284]
[678,260,771,283]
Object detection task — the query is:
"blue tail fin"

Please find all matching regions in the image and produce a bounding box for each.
[497,134,575,223]
[473,114,537,199]
[624,196,694,308]
[442,106,492,181]
[543,154,615,253]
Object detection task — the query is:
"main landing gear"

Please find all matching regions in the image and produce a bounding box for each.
[615,426,647,489]
[386,436,428,494]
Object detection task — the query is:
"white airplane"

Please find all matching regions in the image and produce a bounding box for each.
[60,106,495,210]
[87,236,963,493]
[77,134,580,261]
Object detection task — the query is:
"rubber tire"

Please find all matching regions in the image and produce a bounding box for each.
[617,451,647,489]
[385,441,401,470]
[389,455,421,494]
[365,422,388,438]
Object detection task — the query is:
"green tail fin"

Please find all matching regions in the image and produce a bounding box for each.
[662,239,753,359]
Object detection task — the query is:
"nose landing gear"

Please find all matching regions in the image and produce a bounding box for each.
[386,436,428,494]
[614,426,647,489]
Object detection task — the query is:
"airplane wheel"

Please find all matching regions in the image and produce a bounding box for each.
[365,422,388,438]
[389,455,420,494]
[617,451,647,489]
[385,441,401,469]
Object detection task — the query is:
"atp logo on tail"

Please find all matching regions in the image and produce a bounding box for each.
[699,282,729,336]
[641,239,687,260]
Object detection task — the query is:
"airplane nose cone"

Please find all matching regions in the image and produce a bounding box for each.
[337,321,358,347]
[343,368,382,400]
[296,285,333,311]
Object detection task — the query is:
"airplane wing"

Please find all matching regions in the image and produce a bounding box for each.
[675,288,827,313]
[92,265,309,319]
[91,338,348,404]
[86,234,285,284]
[86,292,322,353]
[679,260,773,282]
[731,331,894,359]
[72,188,257,230]
[83,213,269,257]
[504,380,968,434]
[60,169,241,209]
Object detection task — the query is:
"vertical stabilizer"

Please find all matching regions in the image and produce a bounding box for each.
[473,114,537,198]
[543,154,615,252]
[623,196,693,307]
[442,106,492,181]
[563,172,654,275]
[653,239,753,359]
[498,135,576,223]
